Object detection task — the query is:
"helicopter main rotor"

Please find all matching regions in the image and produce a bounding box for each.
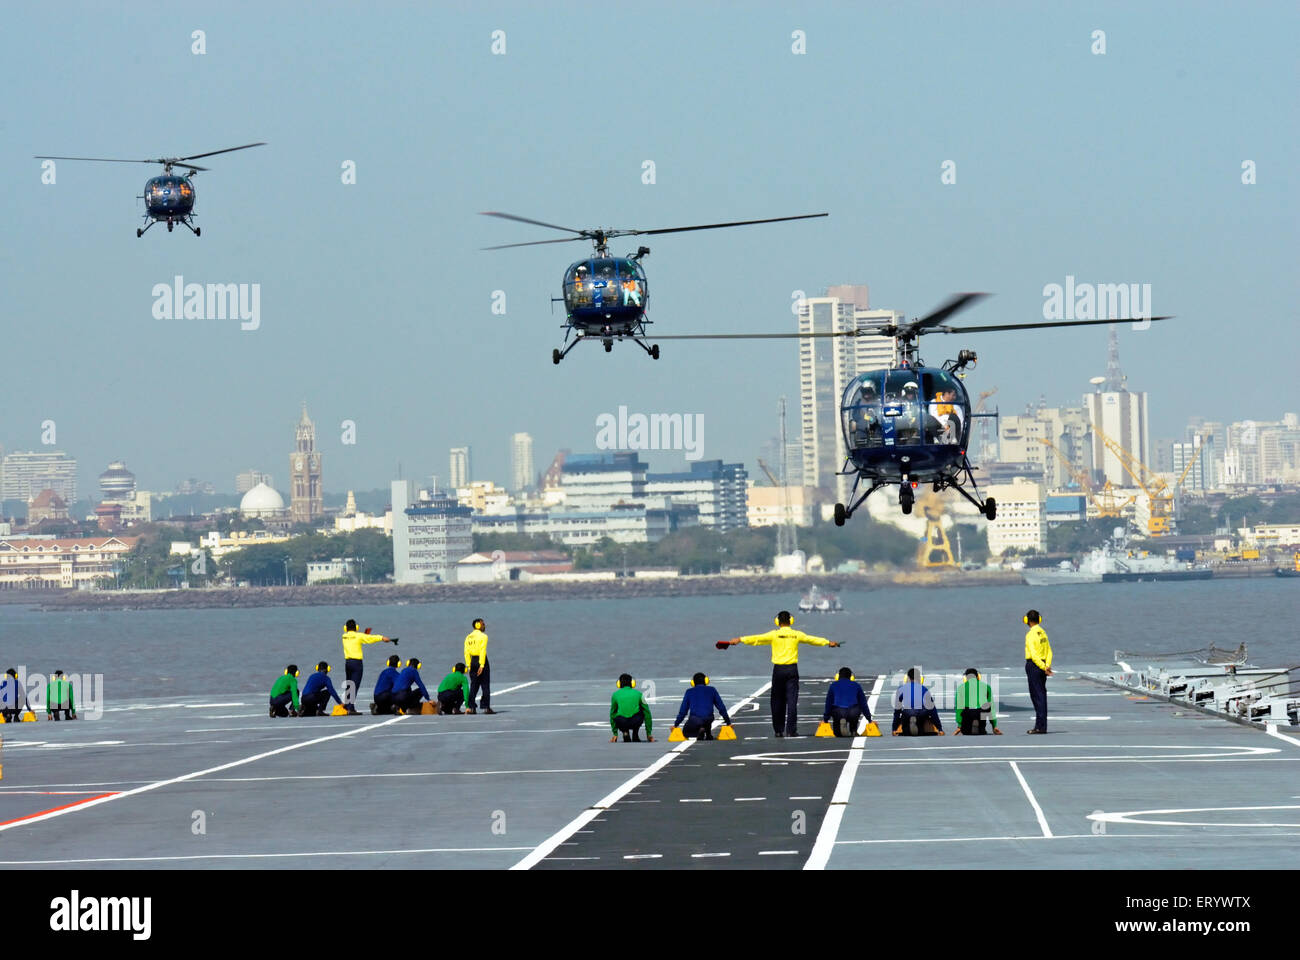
[481,210,828,256]
[34,142,266,176]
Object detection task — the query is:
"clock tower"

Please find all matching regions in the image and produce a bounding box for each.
[290,403,323,524]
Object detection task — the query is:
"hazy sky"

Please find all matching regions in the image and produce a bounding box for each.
[4,1,1296,497]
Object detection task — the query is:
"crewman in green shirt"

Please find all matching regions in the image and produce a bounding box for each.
[270,664,301,718]
[953,668,1002,735]
[610,674,654,743]
[46,670,76,721]
[437,663,472,714]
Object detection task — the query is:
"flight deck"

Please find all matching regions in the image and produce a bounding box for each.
[0,669,1297,870]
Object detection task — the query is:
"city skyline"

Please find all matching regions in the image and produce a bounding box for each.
[3,4,1294,498]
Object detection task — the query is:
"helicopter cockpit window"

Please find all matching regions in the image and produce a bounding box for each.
[881,370,923,446]
[922,370,968,445]
[618,259,644,307]
[843,374,885,450]
[564,262,594,310]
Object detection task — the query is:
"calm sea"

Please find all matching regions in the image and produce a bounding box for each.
[1,578,1294,701]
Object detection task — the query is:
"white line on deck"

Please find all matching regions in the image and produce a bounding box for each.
[790,796,822,800]
[804,673,884,871]
[692,852,731,858]
[0,715,408,835]
[679,798,712,803]
[623,854,662,860]
[758,850,799,855]
[1010,761,1053,837]
[735,797,765,802]
[1267,725,1300,748]
[511,679,772,870]
[0,845,532,866]
[492,681,540,697]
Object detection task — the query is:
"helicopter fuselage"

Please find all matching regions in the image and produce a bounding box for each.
[561,256,648,334]
[143,175,195,220]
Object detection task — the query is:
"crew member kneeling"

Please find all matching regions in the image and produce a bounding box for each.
[371,655,402,715]
[437,662,471,714]
[954,667,1002,735]
[674,673,732,741]
[610,674,654,743]
[892,668,943,736]
[270,665,301,718]
[299,661,343,716]
[824,667,872,737]
[392,658,431,714]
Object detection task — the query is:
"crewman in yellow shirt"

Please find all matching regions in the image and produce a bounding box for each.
[1023,609,1053,734]
[464,617,494,715]
[728,610,840,738]
[341,618,398,715]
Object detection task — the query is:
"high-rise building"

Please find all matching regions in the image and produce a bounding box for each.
[289,404,323,524]
[236,469,274,494]
[1172,433,1216,491]
[449,446,471,490]
[1,451,78,503]
[645,460,749,532]
[998,407,1093,491]
[798,286,898,504]
[1083,328,1149,487]
[986,478,1046,556]
[98,461,137,502]
[391,480,474,584]
[511,433,534,493]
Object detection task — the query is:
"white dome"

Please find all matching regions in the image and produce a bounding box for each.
[240,482,285,517]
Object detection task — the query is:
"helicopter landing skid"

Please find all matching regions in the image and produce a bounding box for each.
[834,480,887,526]
[552,324,660,364]
[945,459,997,520]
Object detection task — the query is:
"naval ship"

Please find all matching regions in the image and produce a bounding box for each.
[1023,531,1212,586]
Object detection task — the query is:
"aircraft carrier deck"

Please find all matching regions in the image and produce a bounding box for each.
[1,668,1297,870]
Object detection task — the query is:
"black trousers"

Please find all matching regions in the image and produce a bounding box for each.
[1,709,21,723]
[300,690,331,716]
[895,709,940,736]
[469,658,490,709]
[269,692,294,717]
[438,689,464,713]
[393,688,422,713]
[614,709,645,739]
[960,710,992,735]
[829,705,863,738]
[344,659,363,706]
[372,692,395,715]
[683,715,713,740]
[771,664,800,735]
[1025,660,1048,732]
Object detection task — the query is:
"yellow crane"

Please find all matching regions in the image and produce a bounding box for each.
[1091,425,1172,535]
[1037,438,1132,518]
[916,491,957,568]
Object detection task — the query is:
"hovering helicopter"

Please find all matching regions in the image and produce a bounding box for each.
[480,210,827,363]
[653,293,1170,521]
[34,142,266,237]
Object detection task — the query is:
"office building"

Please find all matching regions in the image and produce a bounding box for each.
[511,433,535,493]
[449,446,471,490]
[985,478,1046,556]
[391,480,474,584]
[236,470,274,495]
[645,460,749,532]
[1,451,77,503]
[1083,328,1150,487]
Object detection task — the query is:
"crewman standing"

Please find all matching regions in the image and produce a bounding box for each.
[464,617,494,715]
[299,661,343,716]
[46,669,76,721]
[1023,610,1053,734]
[270,665,301,718]
[341,619,398,715]
[730,611,839,738]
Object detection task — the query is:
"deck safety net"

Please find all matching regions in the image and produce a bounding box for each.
[1113,643,1248,665]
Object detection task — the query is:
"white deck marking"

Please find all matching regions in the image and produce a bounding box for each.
[692,852,731,858]
[735,797,766,802]
[836,834,1101,845]
[512,679,771,870]
[679,798,712,803]
[1089,804,1300,827]
[1266,725,1300,748]
[1010,761,1053,837]
[790,795,822,800]
[804,674,884,871]
[623,854,662,860]
[758,850,799,855]
[0,845,531,865]
[492,681,540,697]
[0,715,407,834]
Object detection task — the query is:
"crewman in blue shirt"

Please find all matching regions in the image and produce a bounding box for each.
[370,655,403,715]
[823,667,872,737]
[1,668,26,723]
[674,673,732,740]
[299,661,342,716]
[392,658,431,714]
[892,668,944,736]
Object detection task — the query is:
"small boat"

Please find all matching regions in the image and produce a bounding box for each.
[798,585,843,612]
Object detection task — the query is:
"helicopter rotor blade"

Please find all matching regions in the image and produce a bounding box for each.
[481,237,590,251]
[171,142,267,163]
[926,316,1173,335]
[34,155,158,164]
[625,213,828,238]
[175,164,209,173]
[647,331,861,340]
[908,292,991,332]
[479,211,589,236]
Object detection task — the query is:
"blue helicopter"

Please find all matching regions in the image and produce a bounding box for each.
[481,211,827,363]
[654,293,1169,520]
[34,143,265,237]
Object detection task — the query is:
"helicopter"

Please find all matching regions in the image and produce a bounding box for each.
[34,142,266,237]
[480,210,827,363]
[652,293,1170,521]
